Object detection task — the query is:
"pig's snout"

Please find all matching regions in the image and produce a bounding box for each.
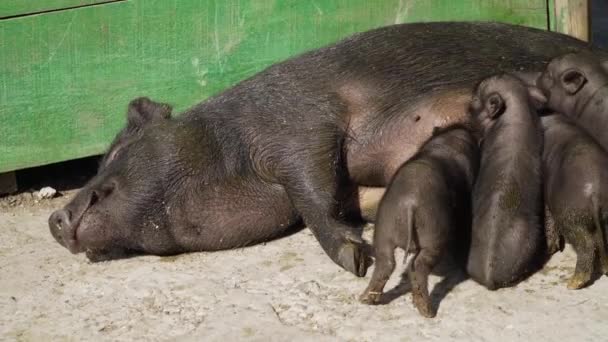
[48,182,115,254]
[49,209,80,254]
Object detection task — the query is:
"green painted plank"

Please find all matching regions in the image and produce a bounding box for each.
[548,0,557,32]
[0,0,551,173]
[0,0,119,18]
[397,0,548,29]
[0,0,405,172]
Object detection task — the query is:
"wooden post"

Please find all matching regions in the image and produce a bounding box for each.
[0,172,17,195]
[554,0,590,41]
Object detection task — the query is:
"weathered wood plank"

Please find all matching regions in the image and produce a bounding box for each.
[397,0,548,29]
[0,0,120,18]
[553,0,590,41]
[0,0,551,173]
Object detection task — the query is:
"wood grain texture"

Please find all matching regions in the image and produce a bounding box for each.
[0,0,550,173]
[553,0,589,41]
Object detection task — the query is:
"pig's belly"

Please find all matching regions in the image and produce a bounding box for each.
[346,91,472,186]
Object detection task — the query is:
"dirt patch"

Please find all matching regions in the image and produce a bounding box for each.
[1,194,608,341]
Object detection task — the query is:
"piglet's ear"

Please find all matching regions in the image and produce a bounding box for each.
[485,92,505,119]
[527,86,548,109]
[560,68,586,95]
[127,97,173,127]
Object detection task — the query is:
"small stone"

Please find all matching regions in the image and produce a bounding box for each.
[35,186,57,200]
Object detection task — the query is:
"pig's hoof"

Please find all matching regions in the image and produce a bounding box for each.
[338,242,368,277]
[566,275,589,290]
[546,239,561,256]
[359,291,382,305]
[413,295,435,318]
[600,259,608,275]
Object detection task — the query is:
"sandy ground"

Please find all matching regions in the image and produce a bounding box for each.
[1,192,608,342]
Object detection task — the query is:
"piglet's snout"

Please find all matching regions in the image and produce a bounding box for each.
[48,209,80,254]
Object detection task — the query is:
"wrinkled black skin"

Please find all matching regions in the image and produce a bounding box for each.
[541,114,608,289]
[49,22,602,276]
[359,127,478,318]
[467,75,545,290]
[537,51,608,150]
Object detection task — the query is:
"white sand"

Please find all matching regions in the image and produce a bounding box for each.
[1,194,607,341]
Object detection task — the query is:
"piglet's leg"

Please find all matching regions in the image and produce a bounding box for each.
[567,228,595,290]
[592,224,608,275]
[409,249,440,318]
[360,245,395,304]
[544,206,562,255]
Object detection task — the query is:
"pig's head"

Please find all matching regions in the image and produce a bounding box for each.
[48,97,179,261]
[470,74,546,136]
[537,51,608,115]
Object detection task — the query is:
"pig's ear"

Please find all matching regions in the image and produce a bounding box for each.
[485,92,505,119]
[527,86,548,109]
[559,68,586,95]
[127,97,172,127]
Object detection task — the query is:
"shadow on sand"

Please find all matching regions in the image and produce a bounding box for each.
[372,255,469,317]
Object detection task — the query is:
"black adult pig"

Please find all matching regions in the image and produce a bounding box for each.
[49,22,601,276]
[542,114,608,289]
[467,74,546,290]
[537,51,608,150]
[359,127,478,318]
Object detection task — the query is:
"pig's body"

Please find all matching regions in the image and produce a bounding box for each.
[538,51,608,150]
[467,75,545,290]
[49,22,602,276]
[359,127,478,317]
[542,114,608,289]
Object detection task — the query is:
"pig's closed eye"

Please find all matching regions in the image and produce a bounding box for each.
[99,146,123,172]
[105,148,121,165]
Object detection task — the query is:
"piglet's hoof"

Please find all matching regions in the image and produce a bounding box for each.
[566,274,590,290]
[338,242,368,277]
[413,295,436,318]
[359,290,382,305]
[415,302,436,318]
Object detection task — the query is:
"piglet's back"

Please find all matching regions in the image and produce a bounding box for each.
[467,75,544,290]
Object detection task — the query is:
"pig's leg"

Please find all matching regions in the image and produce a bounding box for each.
[545,206,562,255]
[567,227,595,289]
[409,248,441,318]
[360,242,396,304]
[597,240,608,276]
[278,131,367,276]
[592,223,608,275]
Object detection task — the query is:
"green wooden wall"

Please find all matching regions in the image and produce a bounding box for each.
[0,0,551,173]
[0,1,119,18]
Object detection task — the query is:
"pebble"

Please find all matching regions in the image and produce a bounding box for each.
[35,186,57,200]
